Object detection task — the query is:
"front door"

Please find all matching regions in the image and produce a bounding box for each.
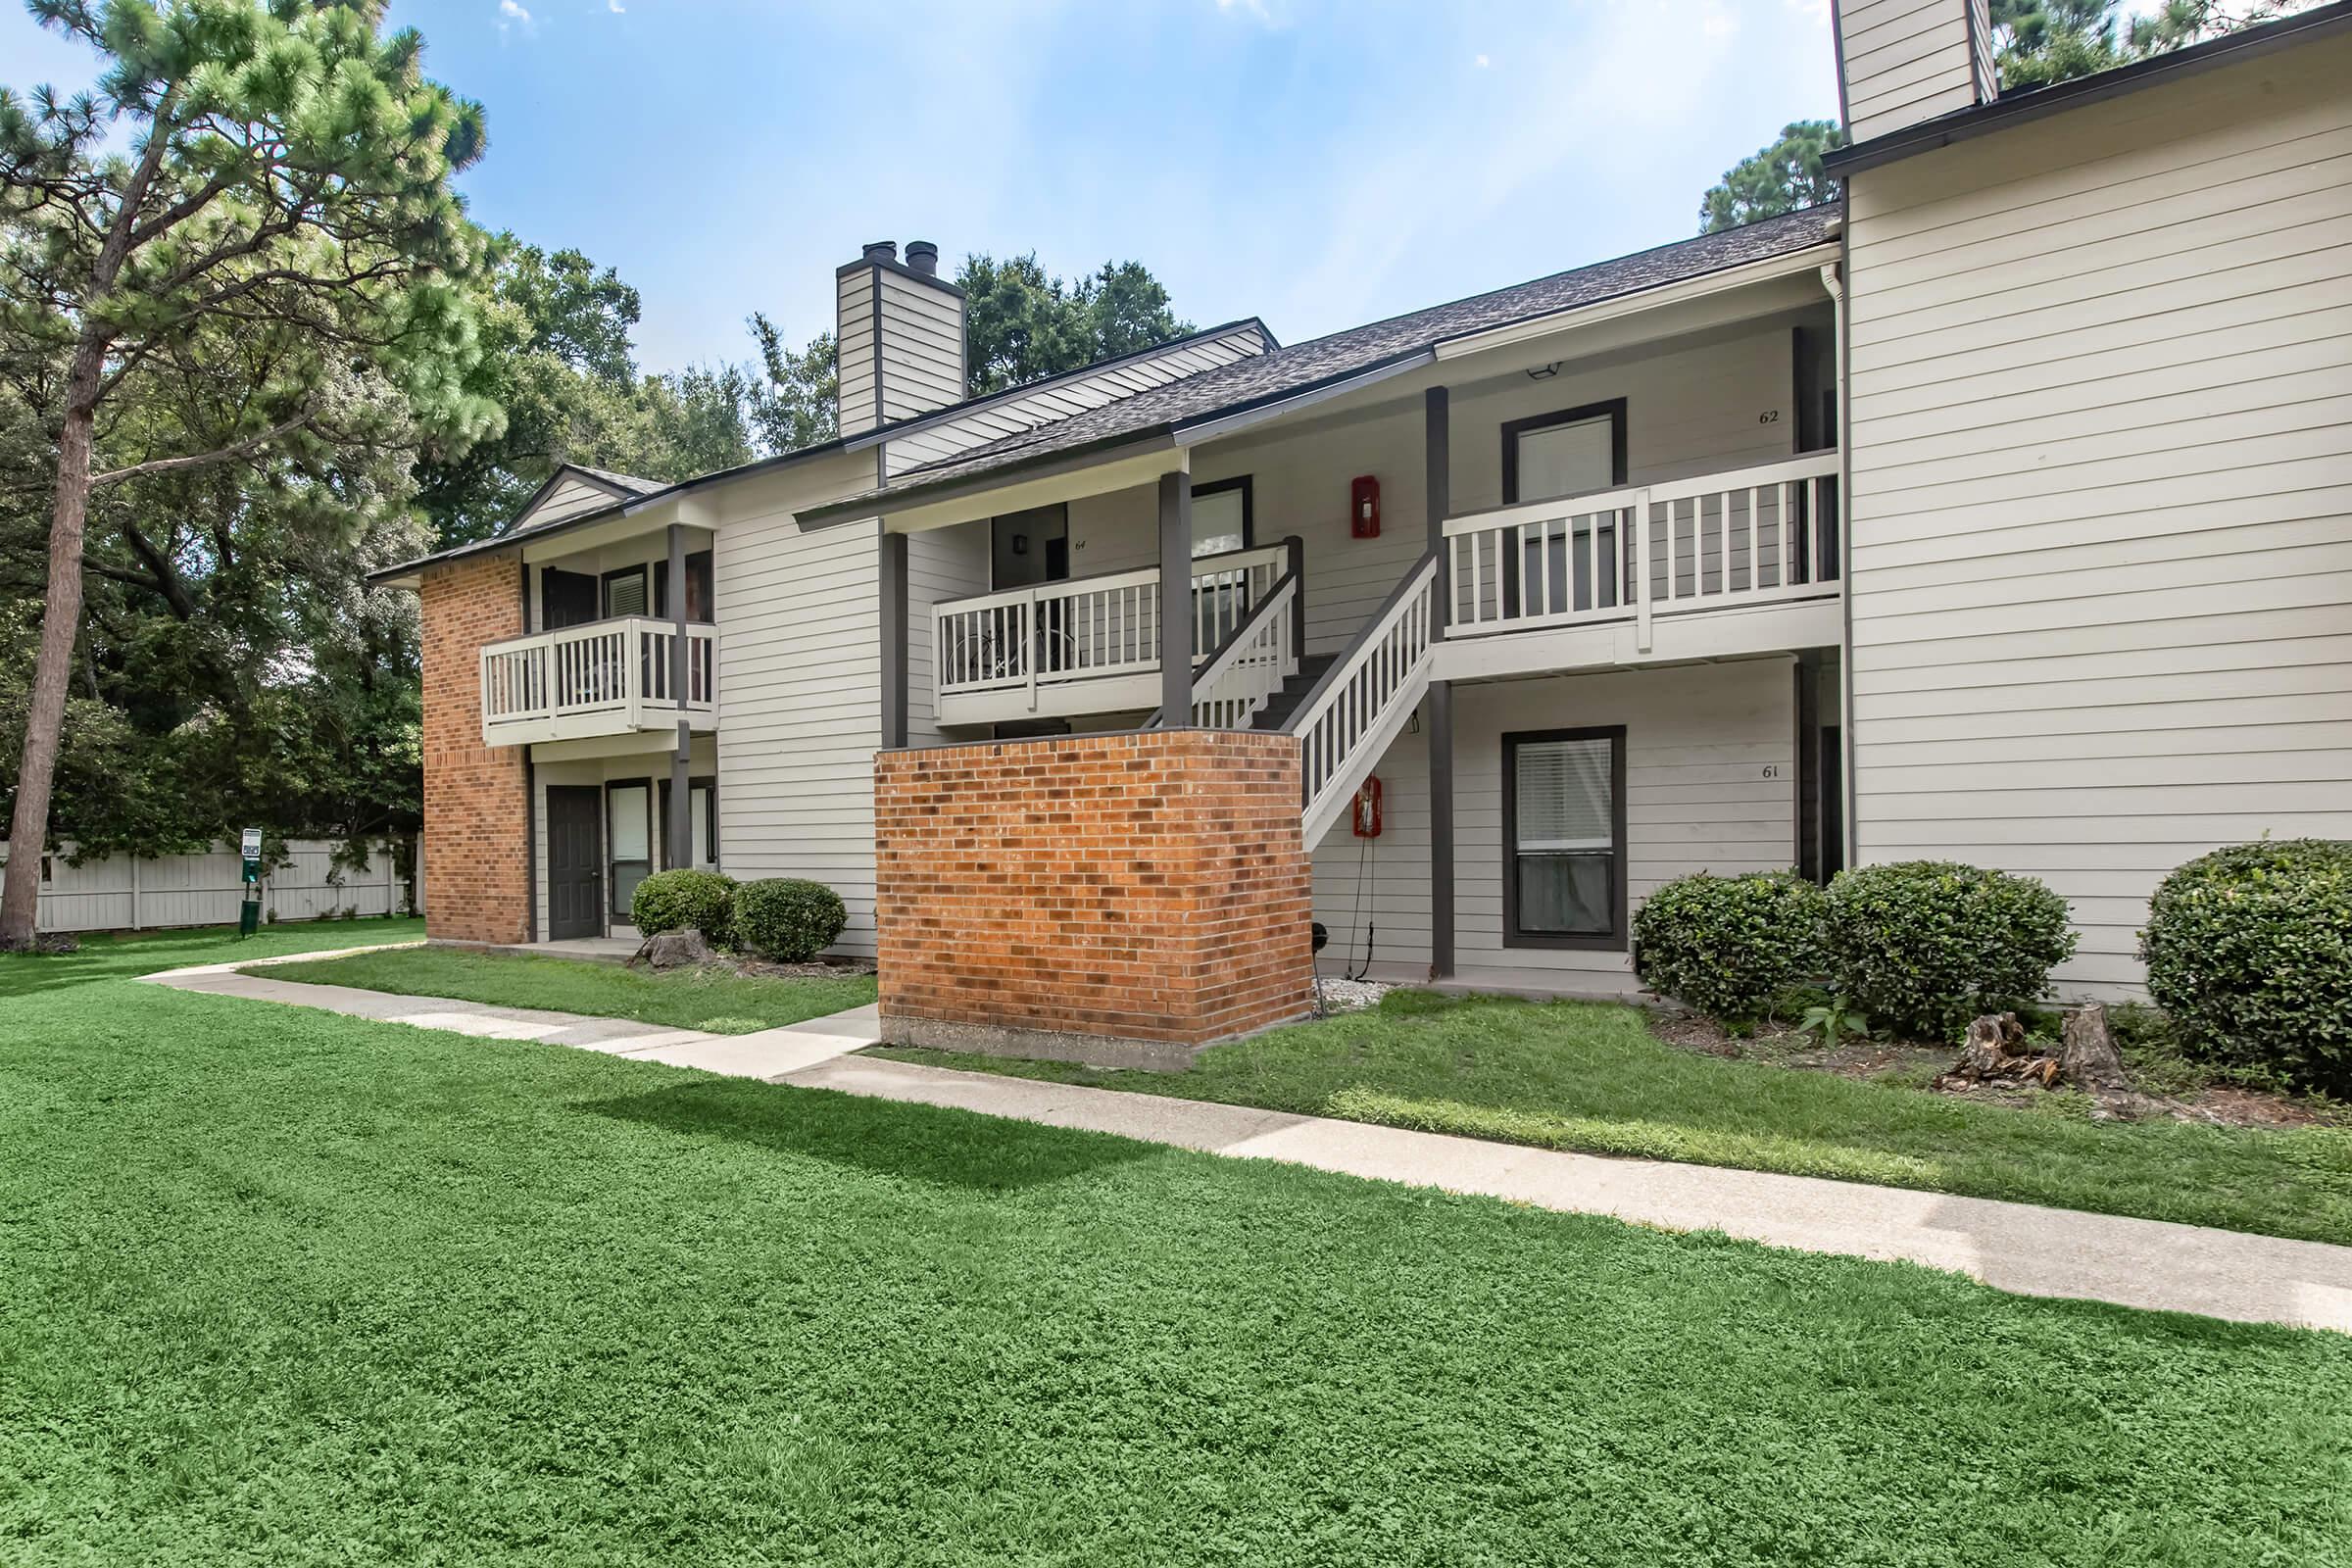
[546,786,603,940]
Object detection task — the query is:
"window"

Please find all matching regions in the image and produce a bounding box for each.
[1503,727,1626,949]
[1501,401,1629,617]
[1191,476,1252,559]
[661,777,719,871]
[654,550,715,621]
[1502,399,1626,506]
[603,565,649,619]
[607,781,652,918]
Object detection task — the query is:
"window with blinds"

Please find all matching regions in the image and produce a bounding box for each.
[1507,729,1623,945]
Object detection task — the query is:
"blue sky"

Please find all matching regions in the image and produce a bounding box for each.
[3,0,1841,375]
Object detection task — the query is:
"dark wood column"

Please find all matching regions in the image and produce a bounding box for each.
[879,526,908,750]
[1157,470,1193,722]
[1426,386,1455,979]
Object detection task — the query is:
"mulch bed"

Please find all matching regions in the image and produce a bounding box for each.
[1645,1005,2334,1130]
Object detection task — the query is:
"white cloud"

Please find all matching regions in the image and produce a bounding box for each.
[608,0,623,12]
[1215,0,1277,24]
[497,0,536,36]
[1474,52,1491,68]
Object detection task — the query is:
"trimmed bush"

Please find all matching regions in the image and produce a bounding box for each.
[1633,871,1823,1022]
[1819,861,2076,1042]
[731,877,848,962]
[2141,839,2352,1091]
[629,869,736,940]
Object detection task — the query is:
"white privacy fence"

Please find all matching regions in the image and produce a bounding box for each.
[0,837,420,934]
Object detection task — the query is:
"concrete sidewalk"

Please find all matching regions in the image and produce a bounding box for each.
[144,947,883,1078]
[146,953,2352,1333]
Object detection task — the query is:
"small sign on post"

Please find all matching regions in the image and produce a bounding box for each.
[237,827,263,938]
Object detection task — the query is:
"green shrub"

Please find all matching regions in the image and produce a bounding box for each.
[2141,840,2352,1092]
[630,868,736,940]
[1819,861,2076,1042]
[1633,871,1823,1022]
[731,877,848,962]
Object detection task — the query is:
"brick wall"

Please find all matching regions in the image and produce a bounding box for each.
[874,729,1314,1064]
[419,554,530,945]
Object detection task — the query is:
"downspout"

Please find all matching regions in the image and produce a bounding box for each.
[1821,249,1857,876]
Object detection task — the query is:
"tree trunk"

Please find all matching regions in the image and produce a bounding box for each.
[0,349,104,951]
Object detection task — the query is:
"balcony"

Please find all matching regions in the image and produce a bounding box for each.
[932,543,1295,726]
[478,616,716,747]
[1436,451,1842,681]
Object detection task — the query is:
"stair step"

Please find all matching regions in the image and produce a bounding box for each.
[1251,655,1338,732]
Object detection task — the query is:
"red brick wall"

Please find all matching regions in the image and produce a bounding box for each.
[875,729,1313,1053]
[419,555,530,945]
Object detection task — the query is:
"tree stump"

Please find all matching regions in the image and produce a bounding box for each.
[1936,1012,2060,1090]
[2057,1004,2170,1119]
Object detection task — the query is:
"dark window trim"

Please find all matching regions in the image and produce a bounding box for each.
[659,774,719,868]
[1500,397,1628,506]
[1190,473,1253,552]
[600,563,651,619]
[602,776,657,920]
[1501,724,1629,953]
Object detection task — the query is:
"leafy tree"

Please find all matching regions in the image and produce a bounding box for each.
[1993,0,2301,89]
[745,315,835,453]
[0,0,493,949]
[1698,121,1847,234]
[414,239,647,546]
[959,253,1192,395]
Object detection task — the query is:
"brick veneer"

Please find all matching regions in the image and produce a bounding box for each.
[874,728,1314,1065]
[419,554,531,945]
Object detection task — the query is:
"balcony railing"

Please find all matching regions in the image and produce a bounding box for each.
[479,616,716,744]
[1443,451,1840,648]
[933,543,1290,710]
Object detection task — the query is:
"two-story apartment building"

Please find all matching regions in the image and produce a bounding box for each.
[381,0,2352,1055]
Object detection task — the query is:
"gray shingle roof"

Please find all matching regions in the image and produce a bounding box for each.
[823,205,1842,513]
[568,466,664,498]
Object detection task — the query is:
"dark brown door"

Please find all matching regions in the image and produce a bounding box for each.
[546,786,603,940]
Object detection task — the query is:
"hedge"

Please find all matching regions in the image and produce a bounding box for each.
[629,869,735,941]
[1819,861,2076,1041]
[1633,871,1822,1022]
[2141,839,2352,1091]
[731,878,848,963]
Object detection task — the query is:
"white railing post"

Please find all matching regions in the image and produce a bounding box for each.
[1635,497,1653,653]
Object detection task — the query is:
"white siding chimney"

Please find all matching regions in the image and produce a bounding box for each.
[1834,0,1998,142]
[835,239,966,438]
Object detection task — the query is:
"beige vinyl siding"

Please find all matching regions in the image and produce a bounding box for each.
[837,270,879,437]
[882,323,1269,478]
[906,520,992,743]
[518,473,622,531]
[710,457,889,956]
[1837,0,1984,141]
[1311,660,1797,991]
[875,269,965,424]
[1844,32,2352,995]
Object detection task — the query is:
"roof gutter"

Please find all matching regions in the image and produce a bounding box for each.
[1826,0,2352,176]
[1430,240,1842,363]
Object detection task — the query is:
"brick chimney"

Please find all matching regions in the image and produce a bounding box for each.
[836,238,967,437]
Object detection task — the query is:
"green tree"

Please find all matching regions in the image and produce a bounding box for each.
[414,239,647,546]
[0,0,493,948]
[1698,121,1847,234]
[959,253,1193,395]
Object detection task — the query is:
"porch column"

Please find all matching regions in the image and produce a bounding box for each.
[666,523,691,867]
[1426,386,1455,979]
[879,527,908,750]
[1157,470,1193,721]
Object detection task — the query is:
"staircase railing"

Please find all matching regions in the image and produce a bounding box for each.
[1286,550,1439,846]
[1144,535,1305,729]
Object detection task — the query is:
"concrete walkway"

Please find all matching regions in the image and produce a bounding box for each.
[147,951,2352,1333]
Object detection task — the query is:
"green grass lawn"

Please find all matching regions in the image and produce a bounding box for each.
[261,945,876,1033]
[872,990,2352,1249]
[4,928,2350,1564]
